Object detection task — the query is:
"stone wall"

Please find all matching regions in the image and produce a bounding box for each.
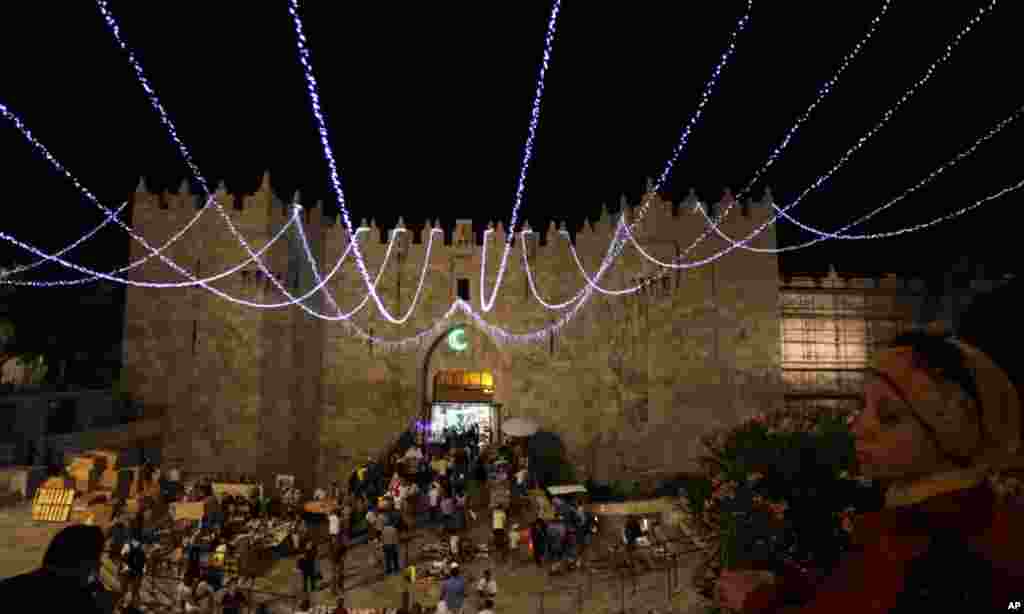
[122,176,783,489]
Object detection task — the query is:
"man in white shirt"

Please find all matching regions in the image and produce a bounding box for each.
[428,481,441,524]
[475,569,498,600]
[328,509,341,540]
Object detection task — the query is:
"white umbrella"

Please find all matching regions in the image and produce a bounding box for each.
[502,417,539,437]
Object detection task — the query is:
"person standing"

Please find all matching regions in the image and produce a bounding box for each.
[440,490,455,533]
[478,598,496,614]
[530,518,547,567]
[220,586,247,614]
[330,526,348,594]
[428,480,441,525]
[121,533,146,606]
[192,573,215,614]
[297,545,317,593]
[439,564,466,614]
[492,506,508,564]
[475,569,498,601]
[381,521,400,576]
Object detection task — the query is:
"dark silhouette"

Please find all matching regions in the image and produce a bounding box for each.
[0,525,115,613]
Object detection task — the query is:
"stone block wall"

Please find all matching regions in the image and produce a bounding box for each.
[122,176,782,489]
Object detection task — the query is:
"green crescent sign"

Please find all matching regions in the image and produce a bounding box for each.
[447,327,468,352]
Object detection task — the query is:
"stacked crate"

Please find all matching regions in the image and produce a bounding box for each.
[66,455,103,493]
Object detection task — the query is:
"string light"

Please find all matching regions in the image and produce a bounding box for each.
[541,0,753,298]
[643,0,894,269]
[95,0,210,196]
[5,2,1009,352]
[96,1,426,321]
[510,0,754,307]
[0,99,279,289]
[697,0,999,257]
[285,0,563,323]
[10,4,604,347]
[756,105,1023,250]
[0,201,128,280]
[605,0,996,281]
[741,0,893,196]
[478,0,562,312]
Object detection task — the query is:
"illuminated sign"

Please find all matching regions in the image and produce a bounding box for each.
[447,327,468,352]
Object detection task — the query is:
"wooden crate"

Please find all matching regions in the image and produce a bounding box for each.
[32,488,74,522]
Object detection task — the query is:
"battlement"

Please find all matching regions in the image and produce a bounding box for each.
[127,171,779,291]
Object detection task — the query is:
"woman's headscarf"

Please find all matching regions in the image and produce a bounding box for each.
[873,336,1021,471]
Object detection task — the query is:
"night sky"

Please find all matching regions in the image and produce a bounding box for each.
[2,1,1022,283]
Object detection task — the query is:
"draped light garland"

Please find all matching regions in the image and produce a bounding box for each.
[613,0,893,280]
[0,2,1016,351]
[516,0,755,306]
[477,0,562,313]
[696,0,1001,255]
[593,0,998,288]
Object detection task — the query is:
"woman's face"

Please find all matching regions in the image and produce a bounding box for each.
[851,368,946,480]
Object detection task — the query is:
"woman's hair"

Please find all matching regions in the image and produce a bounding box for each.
[886,331,981,401]
[43,525,106,570]
[300,599,311,610]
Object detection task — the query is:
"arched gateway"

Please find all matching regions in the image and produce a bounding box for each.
[415,323,510,448]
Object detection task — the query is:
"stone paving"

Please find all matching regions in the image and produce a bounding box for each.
[0,500,709,613]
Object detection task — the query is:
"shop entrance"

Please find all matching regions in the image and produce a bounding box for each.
[428,369,501,448]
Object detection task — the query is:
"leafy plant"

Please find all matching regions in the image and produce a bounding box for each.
[682,406,884,610]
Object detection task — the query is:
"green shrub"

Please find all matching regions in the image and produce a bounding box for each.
[683,406,884,611]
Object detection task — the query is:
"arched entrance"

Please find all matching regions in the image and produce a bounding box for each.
[415,323,509,447]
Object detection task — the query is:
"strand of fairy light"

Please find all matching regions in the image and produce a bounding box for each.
[1,96,328,294]
[94,0,594,346]
[95,0,437,322]
[626,0,974,272]
[613,0,893,277]
[0,200,127,280]
[99,0,569,341]
[3,89,385,311]
[740,105,1024,250]
[695,0,1000,257]
[287,0,547,324]
[527,0,754,301]
[0,99,275,289]
[570,0,998,295]
[478,0,562,312]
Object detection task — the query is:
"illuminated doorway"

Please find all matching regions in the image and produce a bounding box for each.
[429,369,499,446]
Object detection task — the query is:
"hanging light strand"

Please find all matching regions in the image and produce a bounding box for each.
[693,0,999,257]
[479,0,562,312]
